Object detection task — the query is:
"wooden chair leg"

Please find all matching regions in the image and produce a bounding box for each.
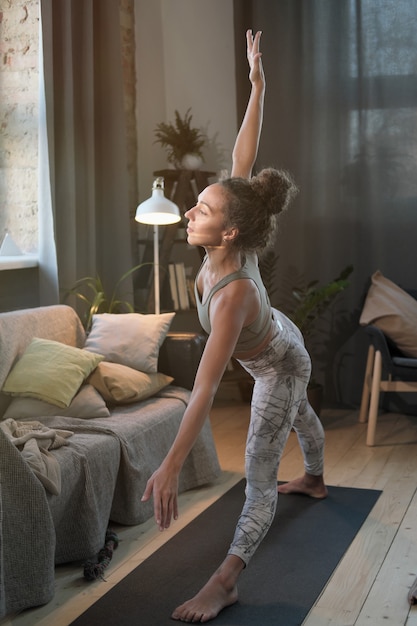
[359,345,375,423]
[366,349,382,446]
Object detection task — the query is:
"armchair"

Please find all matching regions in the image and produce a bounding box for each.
[359,325,417,446]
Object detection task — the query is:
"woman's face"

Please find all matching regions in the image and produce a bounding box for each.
[184,183,231,249]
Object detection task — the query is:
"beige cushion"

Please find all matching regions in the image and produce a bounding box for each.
[3,384,110,420]
[360,270,417,358]
[88,361,173,404]
[84,312,175,373]
[2,338,104,407]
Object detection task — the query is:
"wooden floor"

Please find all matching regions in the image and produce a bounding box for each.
[2,390,417,625]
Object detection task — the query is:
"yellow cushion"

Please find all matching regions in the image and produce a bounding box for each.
[88,361,173,404]
[360,270,417,358]
[2,338,104,407]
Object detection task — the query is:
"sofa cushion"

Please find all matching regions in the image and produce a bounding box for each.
[360,270,417,358]
[3,384,110,420]
[84,312,175,373]
[2,338,104,407]
[88,362,173,404]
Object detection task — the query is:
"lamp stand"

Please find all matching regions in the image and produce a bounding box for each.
[153,224,160,315]
[135,176,181,314]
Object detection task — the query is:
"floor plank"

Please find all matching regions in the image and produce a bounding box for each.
[358,487,417,624]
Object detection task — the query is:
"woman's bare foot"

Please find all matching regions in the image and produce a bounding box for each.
[171,557,243,623]
[278,473,328,499]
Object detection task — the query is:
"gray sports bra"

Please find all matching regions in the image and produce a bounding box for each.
[194,252,273,352]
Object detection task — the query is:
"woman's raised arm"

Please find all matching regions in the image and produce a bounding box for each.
[231,30,265,179]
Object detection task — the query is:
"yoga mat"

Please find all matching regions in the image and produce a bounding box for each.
[71,480,381,625]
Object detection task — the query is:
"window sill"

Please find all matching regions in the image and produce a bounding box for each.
[0,256,39,270]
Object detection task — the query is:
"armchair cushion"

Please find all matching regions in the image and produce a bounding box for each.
[360,270,417,358]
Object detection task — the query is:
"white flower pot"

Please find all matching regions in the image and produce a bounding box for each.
[181,154,203,170]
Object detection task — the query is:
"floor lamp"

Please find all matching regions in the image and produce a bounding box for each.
[135,177,181,314]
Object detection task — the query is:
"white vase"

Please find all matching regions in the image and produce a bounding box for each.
[181,153,203,170]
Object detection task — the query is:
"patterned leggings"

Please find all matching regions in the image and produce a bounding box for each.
[227,309,325,566]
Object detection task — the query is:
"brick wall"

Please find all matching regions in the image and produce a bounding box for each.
[0,0,39,253]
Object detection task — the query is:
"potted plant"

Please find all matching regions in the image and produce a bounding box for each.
[289,266,353,342]
[62,263,152,331]
[286,265,353,413]
[257,255,353,412]
[154,108,206,169]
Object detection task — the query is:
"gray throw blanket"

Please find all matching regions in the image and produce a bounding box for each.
[0,418,73,495]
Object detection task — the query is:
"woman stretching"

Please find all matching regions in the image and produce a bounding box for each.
[142,29,327,623]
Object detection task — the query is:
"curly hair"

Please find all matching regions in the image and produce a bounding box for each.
[219,168,298,252]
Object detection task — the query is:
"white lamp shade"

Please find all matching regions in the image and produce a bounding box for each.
[135,178,181,225]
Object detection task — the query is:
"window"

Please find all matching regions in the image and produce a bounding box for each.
[346,0,417,201]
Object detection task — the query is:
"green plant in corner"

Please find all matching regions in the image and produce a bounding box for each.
[287,264,354,402]
[154,108,206,168]
[63,263,152,331]
[258,257,353,413]
[289,265,354,342]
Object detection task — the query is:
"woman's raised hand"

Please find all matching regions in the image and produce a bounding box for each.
[247,29,264,86]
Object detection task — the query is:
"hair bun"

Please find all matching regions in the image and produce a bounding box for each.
[250,168,298,216]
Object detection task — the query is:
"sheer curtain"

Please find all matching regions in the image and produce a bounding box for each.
[39,0,134,308]
[38,3,59,306]
[234,0,417,404]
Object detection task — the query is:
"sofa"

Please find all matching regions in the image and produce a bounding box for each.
[0,304,221,618]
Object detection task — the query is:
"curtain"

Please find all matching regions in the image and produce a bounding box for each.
[39,0,134,308]
[38,4,59,305]
[234,0,417,405]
